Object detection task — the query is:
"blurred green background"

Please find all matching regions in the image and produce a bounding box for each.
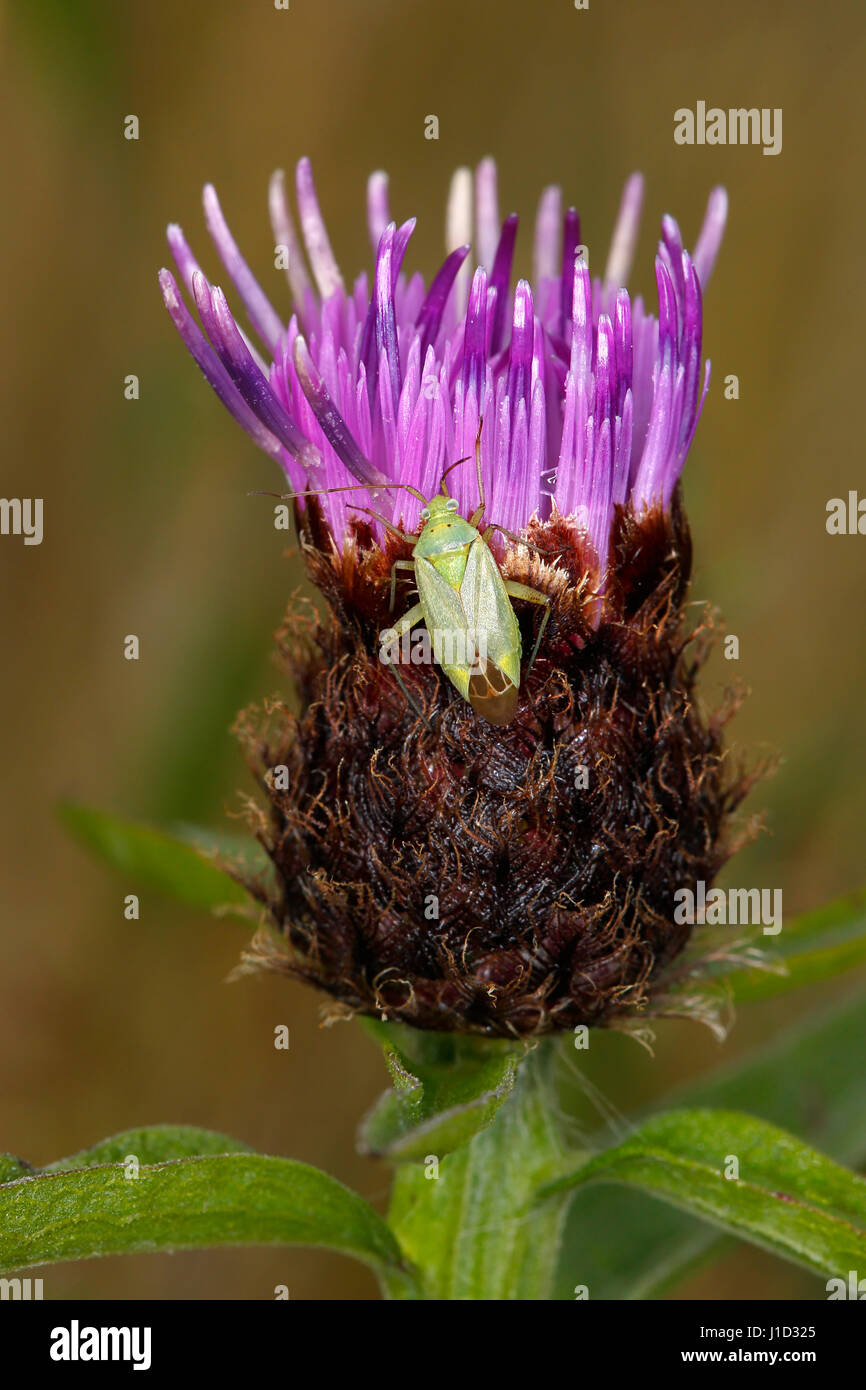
[1,0,864,1299]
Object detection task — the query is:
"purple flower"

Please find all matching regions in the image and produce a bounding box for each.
[159,158,754,1037]
[159,159,727,572]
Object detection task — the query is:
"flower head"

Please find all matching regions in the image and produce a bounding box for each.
[160,158,727,570]
[159,160,750,1039]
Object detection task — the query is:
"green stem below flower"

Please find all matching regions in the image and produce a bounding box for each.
[386,1040,570,1300]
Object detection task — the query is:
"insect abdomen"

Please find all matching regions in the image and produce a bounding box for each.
[467,665,519,725]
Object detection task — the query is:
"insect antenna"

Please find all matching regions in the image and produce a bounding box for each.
[248,482,426,503]
[437,452,472,492]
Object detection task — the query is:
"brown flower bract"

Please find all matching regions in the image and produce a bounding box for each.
[235,494,750,1037]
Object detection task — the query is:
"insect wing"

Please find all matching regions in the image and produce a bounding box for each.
[461,538,522,690]
[413,556,474,701]
[458,538,522,724]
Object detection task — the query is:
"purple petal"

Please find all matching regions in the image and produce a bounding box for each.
[655,257,678,360]
[195,274,319,470]
[366,170,390,255]
[158,267,291,469]
[167,221,269,375]
[166,222,203,295]
[614,290,633,415]
[604,172,644,287]
[268,168,312,311]
[202,184,285,353]
[415,243,471,357]
[612,386,634,509]
[293,335,386,487]
[677,253,702,451]
[633,320,675,511]
[594,315,615,448]
[533,185,562,284]
[461,266,489,404]
[660,214,686,313]
[446,166,473,318]
[391,218,416,289]
[475,157,500,272]
[360,222,401,402]
[692,186,728,289]
[487,213,519,356]
[506,280,534,433]
[560,207,581,337]
[588,415,612,563]
[374,224,402,412]
[569,256,593,383]
[295,157,344,299]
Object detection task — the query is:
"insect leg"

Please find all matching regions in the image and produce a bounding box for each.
[381,602,430,726]
[484,524,564,559]
[388,600,424,638]
[389,558,417,613]
[468,415,486,528]
[503,580,552,676]
[387,663,430,726]
[347,503,418,544]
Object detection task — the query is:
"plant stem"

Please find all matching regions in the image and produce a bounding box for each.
[385,1040,570,1300]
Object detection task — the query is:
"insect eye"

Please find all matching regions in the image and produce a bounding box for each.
[420,507,430,521]
[445,497,458,511]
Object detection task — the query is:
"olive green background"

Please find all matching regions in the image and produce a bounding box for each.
[1,0,864,1299]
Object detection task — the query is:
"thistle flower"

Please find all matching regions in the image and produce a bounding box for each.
[160,159,752,1038]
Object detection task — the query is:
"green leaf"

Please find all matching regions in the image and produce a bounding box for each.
[669,887,866,1004]
[0,1156,35,1185]
[725,888,866,1001]
[358,1021,520,1162]
[539,1108,866,1282]
[670,988,866,1155]
[59,803,255,918]
[39,1124,254,1172]
[0,1151,419,1298]
[389,1042,569,1298]
[170,823,270,876]
[555,987,866,1298]
[556,1185,724,1300]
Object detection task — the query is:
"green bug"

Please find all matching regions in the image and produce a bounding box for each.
[370,433,551,725]
[263,425,552,725]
